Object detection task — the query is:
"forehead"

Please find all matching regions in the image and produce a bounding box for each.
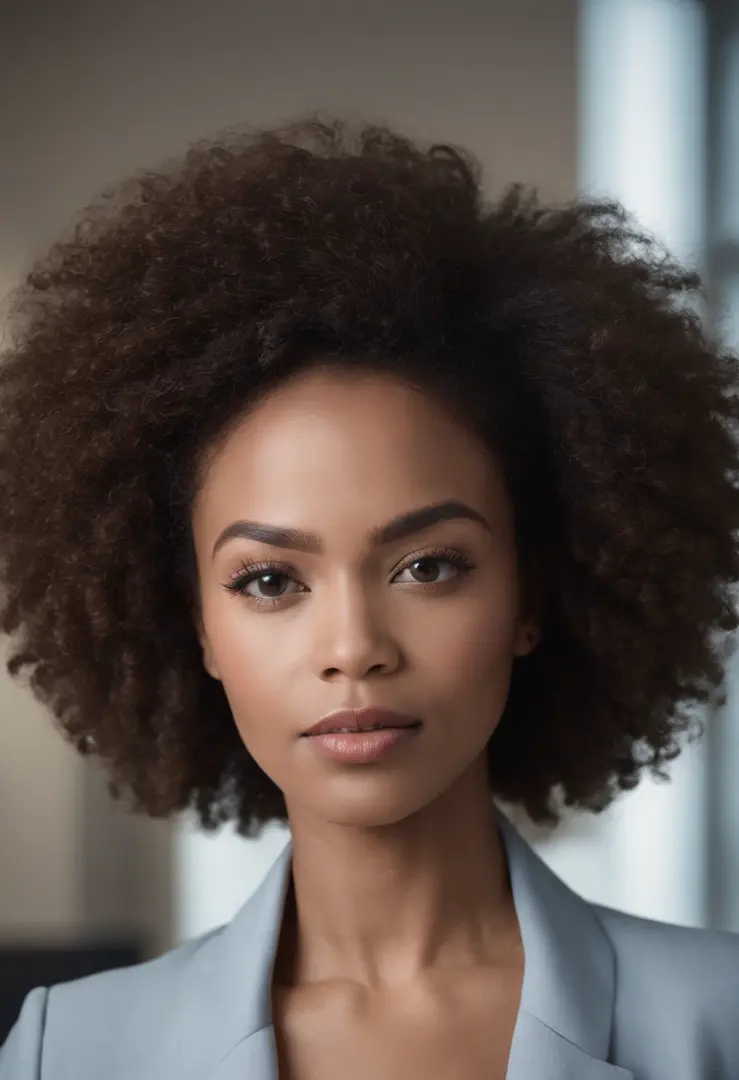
[193,366,510,537]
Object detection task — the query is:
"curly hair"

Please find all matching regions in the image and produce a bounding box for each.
[2,115,739,836]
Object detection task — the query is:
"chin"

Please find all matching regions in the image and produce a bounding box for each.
[303,777,446,830]
[327,806,419,829]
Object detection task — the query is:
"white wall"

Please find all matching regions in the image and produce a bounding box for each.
[705,0,739,934]
[0,639,82,937]
[547,0,710,929]
[0,0,578,953]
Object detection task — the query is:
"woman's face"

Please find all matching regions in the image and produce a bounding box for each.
[191,364,539,828]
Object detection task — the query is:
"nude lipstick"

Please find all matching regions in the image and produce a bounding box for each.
[301,706,422,763]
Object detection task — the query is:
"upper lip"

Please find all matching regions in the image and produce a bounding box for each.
[302,707,423,736]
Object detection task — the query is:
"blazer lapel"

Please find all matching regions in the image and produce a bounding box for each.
[207,1027,279,1080]
[496,810,635,1079]
[167,838,291,1080]
[506,1012,635,1080]
[186,808,635,1080]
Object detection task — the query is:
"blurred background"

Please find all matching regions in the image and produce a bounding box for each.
[1,0,738,1041]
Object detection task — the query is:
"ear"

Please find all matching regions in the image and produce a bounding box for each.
[514,551,546,657]
[192,605,221,681]
[202,643,221,681]
[512,617,540,658]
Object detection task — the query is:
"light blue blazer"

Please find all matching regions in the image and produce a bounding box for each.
[2,808,739,1079]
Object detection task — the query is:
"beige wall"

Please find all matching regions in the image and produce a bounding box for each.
[0,0,577,954]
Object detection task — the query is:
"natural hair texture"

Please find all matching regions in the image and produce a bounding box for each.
[2,116,739,835]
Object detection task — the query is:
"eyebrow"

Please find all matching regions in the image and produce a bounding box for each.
[211,500,491,559]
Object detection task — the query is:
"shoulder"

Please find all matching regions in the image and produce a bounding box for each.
[593,900,739,990]
[0,926,224,1080]
[1,840,292,1079]
[592,901,739,1070]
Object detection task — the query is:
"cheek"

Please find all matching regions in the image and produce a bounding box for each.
[420,574,521,661]
[213,641,293,780]
[413,582,521,719]
[200,601,291,732]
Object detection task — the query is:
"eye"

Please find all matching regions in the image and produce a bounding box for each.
[392,552,472,585]
[223,548,474,609]
[223,562,305,608]
[244,570,300,600]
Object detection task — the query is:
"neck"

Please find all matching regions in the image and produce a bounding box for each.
[277,759,519,990]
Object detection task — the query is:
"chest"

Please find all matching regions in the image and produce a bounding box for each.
[272,967,522,1080]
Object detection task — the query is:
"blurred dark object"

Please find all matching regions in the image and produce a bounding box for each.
[0,940,142,1044]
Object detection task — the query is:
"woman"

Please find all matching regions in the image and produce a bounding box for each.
[1,117,738,1080]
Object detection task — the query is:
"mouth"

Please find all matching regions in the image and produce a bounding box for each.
[317,724,419,733]
[301,708,423,764]
[302,706,423,738]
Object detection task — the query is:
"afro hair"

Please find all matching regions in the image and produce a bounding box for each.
[2,116,739,835]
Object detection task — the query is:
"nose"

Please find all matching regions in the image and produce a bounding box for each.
[314,577,401,682]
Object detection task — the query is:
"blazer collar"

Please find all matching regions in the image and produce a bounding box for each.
[181,808,634,1079]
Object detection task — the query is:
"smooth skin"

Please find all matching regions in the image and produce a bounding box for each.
[191,364,541,1080]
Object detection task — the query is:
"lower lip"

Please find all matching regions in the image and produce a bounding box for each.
[304,726,421,763]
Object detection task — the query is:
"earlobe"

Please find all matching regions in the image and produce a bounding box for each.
[515,561,545,657]
[514,621,540,657]
[201,641,221,681]
[193,612,221,681]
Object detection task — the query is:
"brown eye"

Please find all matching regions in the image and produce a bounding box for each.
[393,551,473,586]
[247,571,292,599]
[224,560,306,607]
[408,557,443,583]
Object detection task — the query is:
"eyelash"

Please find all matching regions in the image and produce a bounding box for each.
[222,547,475,610]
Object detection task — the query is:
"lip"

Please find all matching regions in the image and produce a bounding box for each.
[302,706,423,737]
[305,726,420,764]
